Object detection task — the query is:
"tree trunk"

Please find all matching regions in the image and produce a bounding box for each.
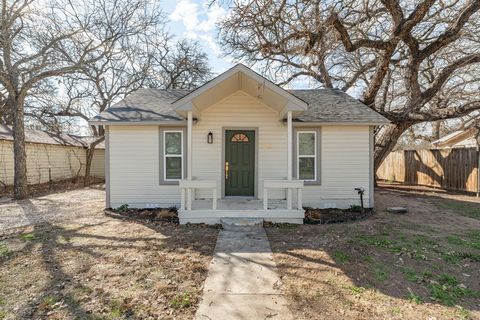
[84,148,93,187]
[84,136,105,187]
[11,97,28,199]
[433,121,441,140]
[374,122,414,171]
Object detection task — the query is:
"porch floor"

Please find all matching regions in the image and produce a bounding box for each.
[191,198,289,210]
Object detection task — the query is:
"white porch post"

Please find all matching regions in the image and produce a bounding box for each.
[287,111,293,210]
[180,188,186,210]
[187,111,193,210]
[297,188,302,210]
[263,188,268,210]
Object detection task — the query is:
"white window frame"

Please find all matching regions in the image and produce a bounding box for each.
[163,130,184,181]
[296,131,317,182]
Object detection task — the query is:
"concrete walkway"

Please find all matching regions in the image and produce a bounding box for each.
[195,227,293,320]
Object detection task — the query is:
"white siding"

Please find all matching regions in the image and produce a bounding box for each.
[109,125,179,208]
[302,125,371,208]
[107,91,372,209]
[0,140,104,186]
[192,90,287,199]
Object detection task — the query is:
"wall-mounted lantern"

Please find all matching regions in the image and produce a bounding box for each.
[207,131,213,144]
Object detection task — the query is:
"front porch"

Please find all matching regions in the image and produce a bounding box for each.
[174,65,306,225]
[178,179,305,224]
[178,198,304,224]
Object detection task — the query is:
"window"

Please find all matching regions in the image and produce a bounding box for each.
[231,133,249,142]
[164,130,183,181]
[297,131,316,181]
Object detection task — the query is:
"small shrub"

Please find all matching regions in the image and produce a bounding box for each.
[266,222,298,229]
[304,207,373,224]
[349,205,363,212]
[116,204,129,213]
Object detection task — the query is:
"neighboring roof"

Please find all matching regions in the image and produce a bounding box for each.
[89,67,389,125]
[432,127,479,148]
[289,89,388,123]
[90,89,190,123]
[432,130,465,145]
[0,124,105,149]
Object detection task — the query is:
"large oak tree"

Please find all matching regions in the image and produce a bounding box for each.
[215,0,480,169]
[0,0,168,198]
[26,39,212,185]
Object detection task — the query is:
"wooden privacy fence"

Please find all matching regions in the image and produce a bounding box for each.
[377,148,480,193]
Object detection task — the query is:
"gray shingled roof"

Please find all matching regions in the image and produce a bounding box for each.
[90,88,389,124]
[289,89,388,123]
[90,88,190,123]
[0,124,105,149]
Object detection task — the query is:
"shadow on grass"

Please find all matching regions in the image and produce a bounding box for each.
[0,200,218,319]
[380,184,480,220]
[265,188,480,318]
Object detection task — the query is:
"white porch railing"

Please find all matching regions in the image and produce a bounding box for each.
[179,179,217,211]
[263,179,304,210]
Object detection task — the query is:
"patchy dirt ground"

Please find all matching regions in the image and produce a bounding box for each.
[267,185,480,320]
[0,190,218,319]
[0,177,104,200]
[0,188,105,230]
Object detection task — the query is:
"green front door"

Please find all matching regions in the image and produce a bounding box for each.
[225,130,255,196]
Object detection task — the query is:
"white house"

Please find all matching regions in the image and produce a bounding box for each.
[89,64,389,224]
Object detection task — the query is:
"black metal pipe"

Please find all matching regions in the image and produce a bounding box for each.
[355,187,365,209]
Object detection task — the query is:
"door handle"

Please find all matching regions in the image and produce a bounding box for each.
[225,161,229,180]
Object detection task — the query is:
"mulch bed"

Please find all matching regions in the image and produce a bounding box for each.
[304,207,374,224]
[105,207,180,224]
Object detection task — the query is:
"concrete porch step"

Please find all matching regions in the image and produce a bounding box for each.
[220,217,264,231]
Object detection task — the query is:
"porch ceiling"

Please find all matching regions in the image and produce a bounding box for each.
[173,64,307,119]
